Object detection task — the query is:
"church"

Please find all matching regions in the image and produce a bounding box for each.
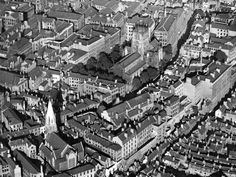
[39,100,79,171]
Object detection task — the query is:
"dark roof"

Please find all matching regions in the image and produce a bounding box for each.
[66,163,95,175]
[13,150,42,174]
[47,10,83,20]
[117,52,141,68]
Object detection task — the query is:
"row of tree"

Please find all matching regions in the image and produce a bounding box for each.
[132,66,160,90]
[71,45,125,82]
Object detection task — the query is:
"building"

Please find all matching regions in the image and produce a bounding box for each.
[47,10,85,30]
[165,95,180,117]
[13,150,43,177]
[183,61,232,109]
[3,156,22,177]
[66,160,102,177]
[84,132,122,162]
[0,156,10,177]
[3,11,19,31]
[0,69,28,92]
[154,14,176,46]
[60,33,106,58]
[39,133,78,171]
[77,78,127,102]
[2,108,23,132]
[113,128,137,159]
[125,15,155,41]
[9,138,37,159]
[210,21,236,38]
[131,25,150,56]
[136,116,156,148]
[112,52,147,83]
[101,92,154,128]
[77,24,121,54]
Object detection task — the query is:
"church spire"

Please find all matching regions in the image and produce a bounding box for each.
[44,99,57,136]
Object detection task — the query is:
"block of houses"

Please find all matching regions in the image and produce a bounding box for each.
[183,61,232,109]
[154,14,177,46]
[47,10,84,31]
[13,150,44,177]
[9,138,37,159]
[1,155,22,177]
[2,107,23,132]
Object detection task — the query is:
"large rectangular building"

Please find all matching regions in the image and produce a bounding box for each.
[183,61,232,109]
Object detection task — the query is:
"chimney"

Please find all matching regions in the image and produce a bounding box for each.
[210,72,215,78]
[138,122,141,127]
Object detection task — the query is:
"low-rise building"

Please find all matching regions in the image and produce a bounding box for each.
[13,150,43,177]
[2,108,23,132]
[9,138,37,159]
[47,10,84,31]
[84,132,122,162]
[154,14,176,46]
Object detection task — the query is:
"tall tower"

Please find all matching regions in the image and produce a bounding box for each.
[131,24,149,56]
[44,100,57,135]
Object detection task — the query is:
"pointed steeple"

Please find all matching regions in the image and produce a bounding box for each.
[44,100,57,136]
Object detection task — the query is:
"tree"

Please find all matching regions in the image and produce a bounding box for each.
[147,67,159,80]
[110,44,122,63]
[71,63,87,74]
[86,57,97,70]
[140,70,149,84]
[98,52,113,70]
[163,44,172,55]
[132,76,142,90]
[214,50,227,63]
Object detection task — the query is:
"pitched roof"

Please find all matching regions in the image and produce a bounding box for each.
[127,92,150,108]
[47,10,83,20]
[13,150,42,174]
[0,69,24,86]
[66,163,95,175]
[116,52,141,68]
[3,108,22,125]
[45,133,68,158]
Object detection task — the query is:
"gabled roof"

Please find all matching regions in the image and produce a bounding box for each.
[0,69,24,86]
[127,92,150,108]
[116,52,141,68]
[47,10,83,20]
[3,108,22,125]
[72,142,84,153]
[13,150,42,174]
[45,133,68,158]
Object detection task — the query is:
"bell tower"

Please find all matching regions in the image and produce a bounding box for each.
[44,100,57,135]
